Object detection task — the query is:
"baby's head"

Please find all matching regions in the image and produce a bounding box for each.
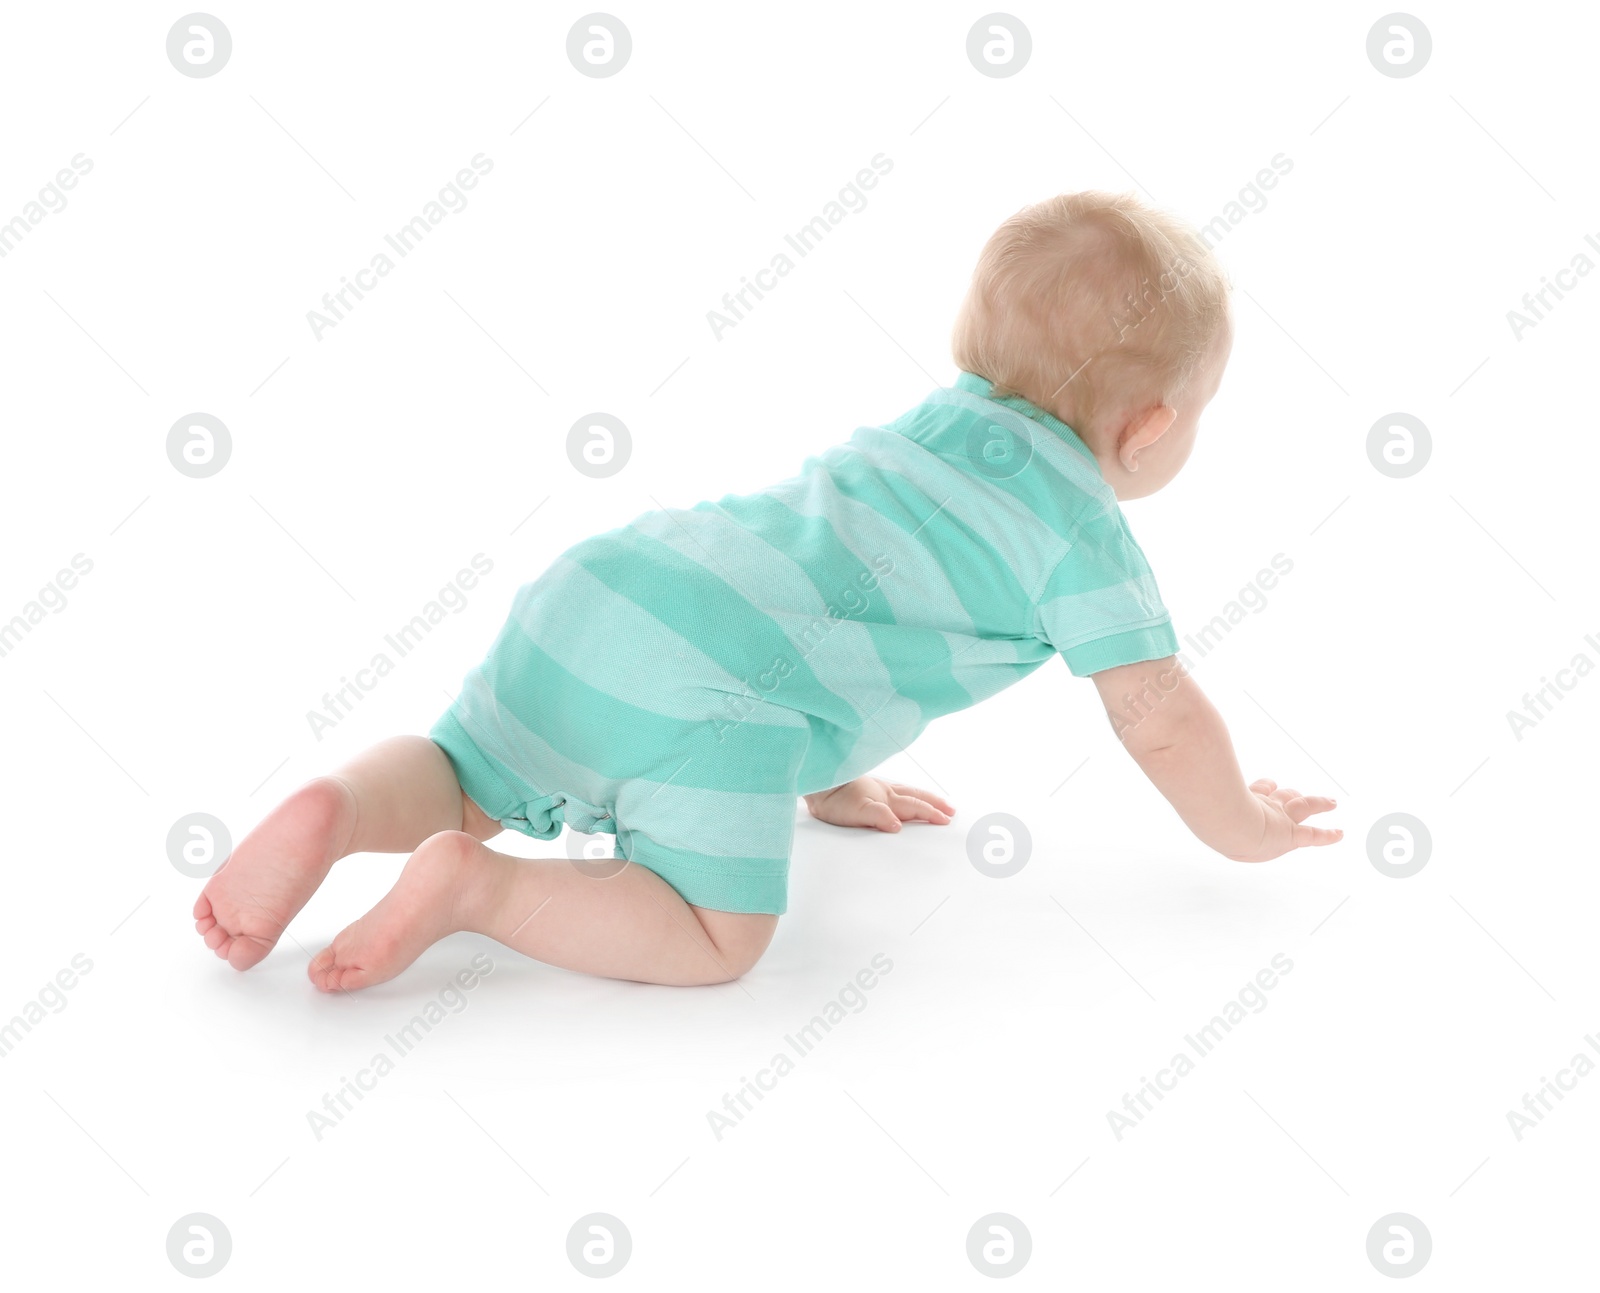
[952,191,1232,500]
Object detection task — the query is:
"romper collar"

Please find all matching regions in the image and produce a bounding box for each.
[952,371,1100,468]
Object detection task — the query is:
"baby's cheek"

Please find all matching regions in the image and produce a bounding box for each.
[1167,425,1200,474]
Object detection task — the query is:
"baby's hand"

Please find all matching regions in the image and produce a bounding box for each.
[1225,779,1342,863]
[804,777,955,833]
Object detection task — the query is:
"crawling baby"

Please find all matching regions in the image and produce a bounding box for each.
[194,190,1341,990]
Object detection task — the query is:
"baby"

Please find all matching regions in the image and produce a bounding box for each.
[194,191,1341,991]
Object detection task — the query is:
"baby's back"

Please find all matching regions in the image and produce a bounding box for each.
[526,374,1162,794]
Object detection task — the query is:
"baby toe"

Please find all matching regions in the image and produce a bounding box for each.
[226,935,272,971]
[308,948,337,988]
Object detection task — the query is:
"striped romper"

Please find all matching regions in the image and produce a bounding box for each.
[431,372,1179,914]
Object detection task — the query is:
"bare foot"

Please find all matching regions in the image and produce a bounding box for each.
[308,831,499,992]
[194,777,356,970]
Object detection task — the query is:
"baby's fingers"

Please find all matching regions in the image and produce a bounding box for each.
[890,783,955,816]
[1284,795,1337,823]
[888,791,952,825]
[861,800,905,833]
[1292,823,1344,848]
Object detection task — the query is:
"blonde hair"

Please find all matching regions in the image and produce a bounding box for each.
[951,191,1230,432]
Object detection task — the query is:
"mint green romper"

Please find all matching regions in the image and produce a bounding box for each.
[432,373,1179,914]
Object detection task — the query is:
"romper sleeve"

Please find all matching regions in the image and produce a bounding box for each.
[1033,502,1179,676]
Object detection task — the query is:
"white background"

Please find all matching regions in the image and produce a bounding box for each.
[2,1,1596,1287]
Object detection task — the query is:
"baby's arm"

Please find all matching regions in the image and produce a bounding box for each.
[1092,658,1342,862]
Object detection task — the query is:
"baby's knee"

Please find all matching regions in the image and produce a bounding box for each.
[416,829,483,868]
[697,910,778,982]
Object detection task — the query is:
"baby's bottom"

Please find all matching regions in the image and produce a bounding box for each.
[193,735,776,990]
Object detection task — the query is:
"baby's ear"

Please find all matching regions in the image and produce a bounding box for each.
[1118,405,1177,472]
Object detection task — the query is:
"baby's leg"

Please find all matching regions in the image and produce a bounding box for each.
[195,736,499,970]
[309,832,776,990]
